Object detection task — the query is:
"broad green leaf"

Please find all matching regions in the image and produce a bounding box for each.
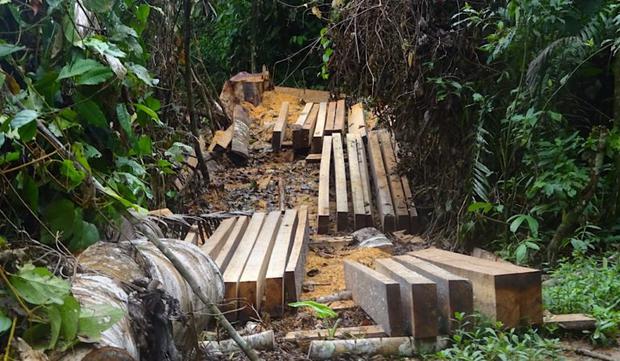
[0,43,25,58]
[70,220,99,251]
[58,58,106,80]
[127,63,158,86]
[116,104,133,137]
[83,38,125,58]
[134,103,159,122]
[11,109,38,129]
[135,135,152,156]
[76,67,114,85]
[83,0,116,13]
[16,171,38,209]
[43,198,76,240]
[0,310,11,333]
[515,244,527,264]
[60,159,86,189]
[288,300,337,319]
[9,264,71,305]
[46,305,62,349]
[58,295,80,342]
[78,304,124,342]
[467,201,492,214]
[75,100,107,128]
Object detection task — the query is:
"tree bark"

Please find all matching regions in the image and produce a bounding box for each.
[184,0,210,183]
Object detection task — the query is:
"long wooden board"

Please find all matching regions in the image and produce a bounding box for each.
[292,103,314,150]
[377,129,409,230]
[272,101,289,152]
[201,217,236,259]
[317,136,332,234]
[375,258,438,339]
[356,135,374,223]
[348,103,367,139]
[367,131,395,232]
[302,104,320,149]
[332,133,348,231]
[284,205,310,303]
[346,134,370,229]
[324,101,337,135]
[238,211,282,318]
[393,255,473,334]
[409,248,542,328]
[222,212,266,320]
[215,216,250,271]
[312,102,328,153]
[344,260,404,336]
[264,209,298,316]
[334,99,346,134]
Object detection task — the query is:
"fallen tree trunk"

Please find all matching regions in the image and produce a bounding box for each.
[201,330,274,356]
[307,336,446,360]
[229,104,251,164]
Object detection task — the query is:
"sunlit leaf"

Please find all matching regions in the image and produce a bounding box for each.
[9,264,71,305]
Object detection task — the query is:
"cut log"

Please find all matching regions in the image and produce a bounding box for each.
[344,260,404,336]
[312,102,328,153]
[284,205,310,303]
[348,103,367,139]
[229,105,251,164]
[334,99,346,134]
[202,330,275,356]
[201,217,237,259]
[356,134,374,224]
[264,209,298,316]
[377,130,409,230]
[215,216,250,271]
[346,134,369,229]
[324,101,337,135]
[393,255,473,334]
[208,126,234,153]
[374,258,438,338]
[367,131,395,232]
[305,153,322,164]
[292,103,314,150]
[409,248,543,327]
[228,71,270,106]
[317,136,333,234]
[272,102,289,152]
[307,336,445,360]
[332,133,349,231]
[284,325,386,343]
[544,313,596,330]
[238,211,282,318]
[222,212,266,320]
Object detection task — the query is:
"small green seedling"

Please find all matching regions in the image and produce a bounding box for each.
[289,301,341,338]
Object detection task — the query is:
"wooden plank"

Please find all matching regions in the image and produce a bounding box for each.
[367,131,395,232]
[393,255,472,334]
[356,135,374,223]
[264,209,299,316]
[311,102,328,153]
[317,136,332,234]
[377,129,409,230]
[334,99,346,134]
[305,153,322,164]
[375,258,438,338]
[238,211,282,318]
[332,133,348,231]
[201,217,237,259]
[324,101,337,135]
[544,313,596,330]
[215,216,250,271]
[346,134,368,229]
[222,213,265,320]
[292,103,314,150]
[284,325,386,343]
[344,260,404,336]
[348,103,367,139]
[272,101,289,152]
[409,248,543,328]
[284,205,310,303]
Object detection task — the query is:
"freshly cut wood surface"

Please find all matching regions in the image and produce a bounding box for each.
[317,136,332,234]
[324,101,337,135]
[346,134,369,229]
[393,255,472,334]
[367,131,395,232]
[332,133,349,231]
[312,102,328,153]
[348,103,367,138]
[285,205,310,303]
[292,103,314,150]
[344,260,404,336]
[272,101,289,152]
[334,99,346,134]
[264,209,298,316]
[215,216,250,271]
[377,130,409,230]
[375,258,438,338]
[208,126,234,152]
[409,248,542,327]
[201,217,237,259]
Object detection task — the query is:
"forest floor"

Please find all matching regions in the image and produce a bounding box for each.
[186,89,619,360]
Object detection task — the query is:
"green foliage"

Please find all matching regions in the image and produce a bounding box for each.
[288,300,338,319]
[2,264,122,350]
[429,313,560,361]
[544,256,620,345]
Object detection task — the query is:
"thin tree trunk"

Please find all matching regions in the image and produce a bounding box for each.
[184,0,210,183]
[608,56,620,221]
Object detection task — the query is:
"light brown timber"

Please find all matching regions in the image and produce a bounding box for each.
[324,101,337,135]
[377,130,410,230]
[272,102,289,152]
[312,102,328,153]
[215,216,250,271]
[356,135,374,223]
[367,131,396,232]
[348,103,367,139]
[284,205,310,303]
[317,136,332,234]
[334,99,346,134]
[201,217,237,259]
[346,134,369,229]
[292,103,314,150]
[332,133,349,231]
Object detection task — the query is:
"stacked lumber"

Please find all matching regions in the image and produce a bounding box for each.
[292,103,319,151]
[346,133,373,230]
[347,103,367,139]
[271,102,289,152]
[311,99,348,153]
[344,249,542,339]
[197,207,310,319]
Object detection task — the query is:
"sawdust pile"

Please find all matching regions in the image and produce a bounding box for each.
[302,247,391,300]
[246,90,304,126]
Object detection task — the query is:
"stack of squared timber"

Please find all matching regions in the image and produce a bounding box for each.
[345,248,542,339]
[346,133,373,230]
[198,207,310,320]
[292,103,319,151]
[310,99,347,153]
